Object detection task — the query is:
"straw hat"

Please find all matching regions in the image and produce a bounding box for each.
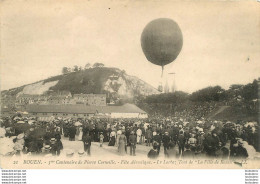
[66,150,74,157]
[44,145,51,150]
[78,150,85,156]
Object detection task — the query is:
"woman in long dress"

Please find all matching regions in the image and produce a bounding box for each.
[78,127,83,141]
[118,132,127,156]
[108,130,116,146]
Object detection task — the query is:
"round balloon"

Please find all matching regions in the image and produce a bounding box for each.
[141,18,183,67]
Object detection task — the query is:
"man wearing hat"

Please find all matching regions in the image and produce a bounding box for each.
[41,145,51,156]
[82,131,92,156]
[153,132,162,154]
[162,132,171,157]
[129,131,137,156]
[63,121,69,137]
[50,138,61,156]
[197,132,205,153]
[145,127,152,147]
[172,125,179,144]
[177,131,186,156]
[68,125,77,141]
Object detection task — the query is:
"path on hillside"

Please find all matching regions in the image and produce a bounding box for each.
[207,106,230,119]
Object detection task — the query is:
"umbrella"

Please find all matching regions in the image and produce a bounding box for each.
[197,120,203,124]
[74,122,82,126]
[144,123,150,126]
[244,122,257,127]
[183,122,189,126]
[13,117,21,120]
[28,120,36,125]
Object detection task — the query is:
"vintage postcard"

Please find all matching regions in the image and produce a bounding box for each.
[0,0,259,169]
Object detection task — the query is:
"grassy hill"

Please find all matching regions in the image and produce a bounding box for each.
[1,67,159,100]
[207,105,258,122]
[45,67,118,94]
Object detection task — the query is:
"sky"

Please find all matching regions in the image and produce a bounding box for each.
[1,0,260,94]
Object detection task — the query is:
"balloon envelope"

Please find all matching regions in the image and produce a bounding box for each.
[141,18,183,66]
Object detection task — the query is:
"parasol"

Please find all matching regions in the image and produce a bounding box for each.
[28,120,36,125]
[13,117,21,120]
[74,121,82,126]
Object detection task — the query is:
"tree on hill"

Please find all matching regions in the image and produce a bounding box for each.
[229,84,243,91]
[84,63,91,69]
[93,62,104,68]
[121,70,126,75]
[241,79,258,101]
[62,67,70,74]
[190,86,226,102]
[73,65,79,72]
[144,91,189,103]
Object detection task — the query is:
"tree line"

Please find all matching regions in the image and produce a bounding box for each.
[142,79,259,104]
[61,63,105,74]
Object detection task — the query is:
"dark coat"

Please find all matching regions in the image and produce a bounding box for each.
[68,126,77,138]
[54,132,61,141]
[129,134,137,145]
[162,135,171,146]
[234,146,248,159]
[177,134,185,146]
[145,129,152,139]
[50,142,61,155]
[82,135,92,145]
[153,135,162,145]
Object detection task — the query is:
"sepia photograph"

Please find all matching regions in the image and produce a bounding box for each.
[0,0,259,169]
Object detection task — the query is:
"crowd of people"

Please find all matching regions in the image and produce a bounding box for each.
[0,112,259,160]
[139,101,221,121]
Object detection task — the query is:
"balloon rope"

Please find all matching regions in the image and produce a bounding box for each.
[160,65,164,93]
[161,65,164,78]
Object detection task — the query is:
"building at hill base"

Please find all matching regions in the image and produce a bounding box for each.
[25,103,148,119]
